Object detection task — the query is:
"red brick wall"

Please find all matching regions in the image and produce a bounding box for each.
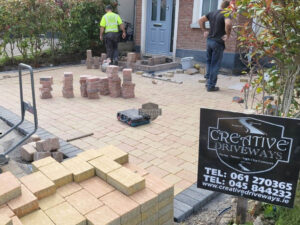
[135,0,240,53]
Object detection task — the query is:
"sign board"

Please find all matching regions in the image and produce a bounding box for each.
[197,108,300,208]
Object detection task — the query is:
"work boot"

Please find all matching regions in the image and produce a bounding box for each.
[207,87,220,92]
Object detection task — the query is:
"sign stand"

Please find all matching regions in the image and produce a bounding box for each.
[236,197,248,224]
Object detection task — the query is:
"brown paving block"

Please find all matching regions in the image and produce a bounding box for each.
[56,182,82,198]
[97,145,128,164]
[107,167,145,196]
[20,210,54,225]
[62,157,95,182]
[11,216,23,225]
[38,193,65,211]
[39,162,73,188]
[79,177,114,198]
[0,215,12,225]
[7,185,39,218]
[66,189,103,215]
[0,205,15,217]
[100,190,140,225]
[89,156,121,181]
[0,172,21,205]
[32,157,56,172]
[123,163,149,177]
[162,174,181,186]
[130,188,157,213]
[77,150,103,162]
[86,206,120,225]
[20,172,56,200]
[45,202,86,225]
[20,144,37,162]
[144,174,174,202]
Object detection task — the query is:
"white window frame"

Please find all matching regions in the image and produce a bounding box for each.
[191,0,222,28]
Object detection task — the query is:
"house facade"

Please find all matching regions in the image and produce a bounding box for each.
[134,0,246,74]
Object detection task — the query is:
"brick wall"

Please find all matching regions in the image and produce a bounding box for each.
[134,0,241,54]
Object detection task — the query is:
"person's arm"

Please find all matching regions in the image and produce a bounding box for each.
[199,15,209,38]
[100,27,105,41]
[223,18,232,41]
[99,16,106,41]
[117,15,126,39]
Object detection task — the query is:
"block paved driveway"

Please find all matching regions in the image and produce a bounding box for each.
[0,65,244,195]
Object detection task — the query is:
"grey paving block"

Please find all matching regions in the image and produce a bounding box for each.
[174,199,193,222]
[176,192,201,210]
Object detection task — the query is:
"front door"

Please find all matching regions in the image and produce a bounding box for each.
[146,0,173,55]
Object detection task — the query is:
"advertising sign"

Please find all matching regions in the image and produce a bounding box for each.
[197,108,300,208]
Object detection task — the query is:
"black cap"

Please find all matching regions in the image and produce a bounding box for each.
[105,5,113,11]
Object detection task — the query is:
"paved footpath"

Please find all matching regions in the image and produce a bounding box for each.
[0,65,244,195]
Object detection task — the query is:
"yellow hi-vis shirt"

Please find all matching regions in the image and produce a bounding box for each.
[100,12,123,33]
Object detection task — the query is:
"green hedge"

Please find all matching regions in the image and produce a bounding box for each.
[0,0,117,67]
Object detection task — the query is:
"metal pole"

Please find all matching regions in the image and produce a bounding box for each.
[236,197,248,224]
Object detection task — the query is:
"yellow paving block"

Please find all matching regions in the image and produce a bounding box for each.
[77,150,103,162]
[141,205,158,221]
[62,157,95,182]
[56,182,82,198]
[39,162,73,188]
[11,216,22,225]
[141,213,158,225]
[89,156,121,181]
[0,172,21,206]
[86,206,120,225]
[158,197,173,210]
[32,157,56,172]
[20,172,56,200]
[45,202,86,225]
[130,188,158,213]
[20,210,55,225]
[38,193,65,211]
[160,220,173,225]
[158,203,173,225]
[0,215,12,225]
[97,145,128,164]
[107,167,145,196]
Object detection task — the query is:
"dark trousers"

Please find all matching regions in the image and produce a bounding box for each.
[104,32,120,64]
[205,38,225,89]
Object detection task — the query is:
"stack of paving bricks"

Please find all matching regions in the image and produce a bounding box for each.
[79,75,91,97]
[126,52,137,68]
[20,137,63,163]
[86,50,93,69]
[0,145,174,225]
[121,69,135,99]
[99,78,109,96]
[86,77,100,99]
[40,77,53,99]
[100,53,107,63]
[93,57,100,69]
[62,72,74,98]
[107,66,121,98]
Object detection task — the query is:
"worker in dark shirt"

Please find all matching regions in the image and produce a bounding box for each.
[199,0,232,92]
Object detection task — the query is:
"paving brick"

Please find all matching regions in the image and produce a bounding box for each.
[39,162,73,188]
[144,174,174,203]
[38,193,65,211]
[56,182,82,198]
[20,210,54,225]
[89,156,121,181]
[161,219,173,225]
[100,190,140,225]
[173,199,193,222]
[20,172,55,200]
[158,162,182,174]
[162,174,181,186]
[32,157,56,172]
[141,213,158,225]
[0,172,21,206]
[77,149,103,162]
[86,206,120,225]
[79,176,114,198]
[20,144,37,162]
[62,157,95,182]
[45,202,86,225]
[0,215,12,225]
[97,145,128,164]
[7,185,39,218]
[0,205,15,218]
[158,206,173,225]
[140,204,158,221]
[51,151,64,163]
[66,189,103,215]
[123,163,149,177]
[11,216,22,225]
[130,187,157,208]
[27,134,41,143]
[35,140,52,152]
[107,167,145,196]
[33,152,51,161]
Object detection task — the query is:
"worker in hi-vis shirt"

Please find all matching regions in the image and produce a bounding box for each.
[100,5,126,65]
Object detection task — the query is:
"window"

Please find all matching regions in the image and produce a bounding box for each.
[191,0,222,28]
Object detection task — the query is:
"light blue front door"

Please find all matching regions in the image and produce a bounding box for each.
[146,0,173,55]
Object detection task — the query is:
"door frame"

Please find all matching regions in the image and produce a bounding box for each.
[141,0,179,58]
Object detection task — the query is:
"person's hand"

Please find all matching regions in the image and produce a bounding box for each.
[222,35,230,41]
[100,35,103,41]
[203,31,209,38]
[122,32,126,39]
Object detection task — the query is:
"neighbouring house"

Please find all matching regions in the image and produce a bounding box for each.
[134,0,247,74]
